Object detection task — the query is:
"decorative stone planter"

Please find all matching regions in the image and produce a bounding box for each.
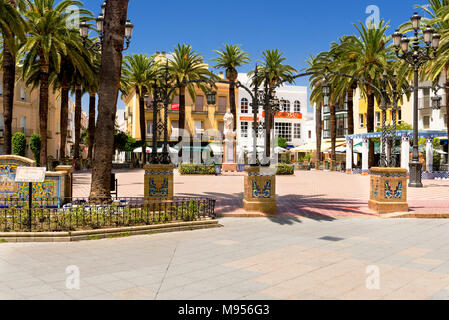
[243,166,277,215]
[144,164,174,202]
[368,167,408,214]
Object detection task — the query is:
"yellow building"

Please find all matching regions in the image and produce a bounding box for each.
[0,71,65,159]
[123,56,237,145]
[353,87,413,134]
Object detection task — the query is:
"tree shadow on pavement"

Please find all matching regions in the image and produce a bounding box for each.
[178,191,374,225]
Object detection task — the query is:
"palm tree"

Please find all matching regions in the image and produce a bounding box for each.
[252,49,297,158]
[169,44,214,142]
[121,53,158,164]
[20,0,92,167]
[339,21,391,168]
[212,44,250,128]
[90,0,130,201]
[329,35,360,136]
[52,42,95,162]
[420,0,449,163]
[1,0,26,155]
[307,51,339,169]
[84,55,99,164]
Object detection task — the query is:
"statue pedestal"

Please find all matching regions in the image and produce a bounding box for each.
[368,167,408,214]
[222,139,237,172]
[144,164,174,202]
[243,166,277,214]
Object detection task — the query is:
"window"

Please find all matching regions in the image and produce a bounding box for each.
[275,122,292,142]
[194,120,203,139]
[146,121,154,138]
[336,114,348,137]
[376,112,381,127]
[171,120,179,137]
[423,115,430,129]
[241,98,249,114]
[20,88,27,101]
[308,130,312,139]
[281,100,290,112]
[20,117,26,133]
[195,96,204,112]
[294,101,301,113]
[0,84,3,96]
[218,96,227,113]
[294,123,301,139]
[397,108,402,124]
[241,121,249,138]
[359,114,364,128]
[252,122,262,138]
[218,122,224,138]
[323,116,330,139]
[171,96,179,111]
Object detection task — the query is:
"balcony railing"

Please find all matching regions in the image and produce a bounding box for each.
[193,105,207,113]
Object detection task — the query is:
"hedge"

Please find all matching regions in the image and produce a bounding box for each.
[12,132,27,157]
[277,163,294,175]
[179,164,216,175]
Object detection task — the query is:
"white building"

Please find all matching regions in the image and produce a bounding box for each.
[236,73,312,156]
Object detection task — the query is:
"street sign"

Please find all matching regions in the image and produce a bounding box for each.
[15,167,46,183]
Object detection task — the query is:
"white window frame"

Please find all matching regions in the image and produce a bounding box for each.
[294,100,301,113]
[241,98,249,114]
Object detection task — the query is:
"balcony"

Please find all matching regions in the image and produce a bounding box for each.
[192,105,207,114]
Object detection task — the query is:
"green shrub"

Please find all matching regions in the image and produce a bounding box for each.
[30,134,41,165]
[277,163,294,175]
[12,132,27,157]
[179,164,215,175]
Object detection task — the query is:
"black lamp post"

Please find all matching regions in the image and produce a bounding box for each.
[393,12,440,187]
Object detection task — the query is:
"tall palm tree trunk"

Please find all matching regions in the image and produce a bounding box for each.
[179,85,186,137]
[229,82,237,129]
[87,93,96,162]
[330,103,337,169]
[90,0,130,201]
[39,59,49,168]
[367,88,375,168]
[2,43,15,155]
[59,83,69,160]
[347,88,354,135]
[445,80,449,165]
[2,0,17,155]
[315,102,322,169]
[138,90,146,164]
[178,85,186,159]
[74,85,82,170]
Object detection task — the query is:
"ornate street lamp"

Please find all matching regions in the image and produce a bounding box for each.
[432,94,442,110]
[393,12,440,188]
[79,1,133,52]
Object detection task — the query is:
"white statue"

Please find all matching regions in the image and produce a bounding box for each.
[223,109,235,143]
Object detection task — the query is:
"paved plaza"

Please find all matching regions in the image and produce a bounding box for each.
[75,169,449,218]
[2,217,449,300]
[1,170,449,300]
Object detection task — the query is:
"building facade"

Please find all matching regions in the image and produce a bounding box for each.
[236,73,310,154]
[0,72,63,159]
[123,53,236,153]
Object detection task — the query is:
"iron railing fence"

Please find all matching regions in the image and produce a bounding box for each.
[0,196,216,232]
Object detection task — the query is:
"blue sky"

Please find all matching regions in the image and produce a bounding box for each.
[77,0,430,113]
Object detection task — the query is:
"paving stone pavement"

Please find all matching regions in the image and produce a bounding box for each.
[2,217,449,300]
[74,169,449,218]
